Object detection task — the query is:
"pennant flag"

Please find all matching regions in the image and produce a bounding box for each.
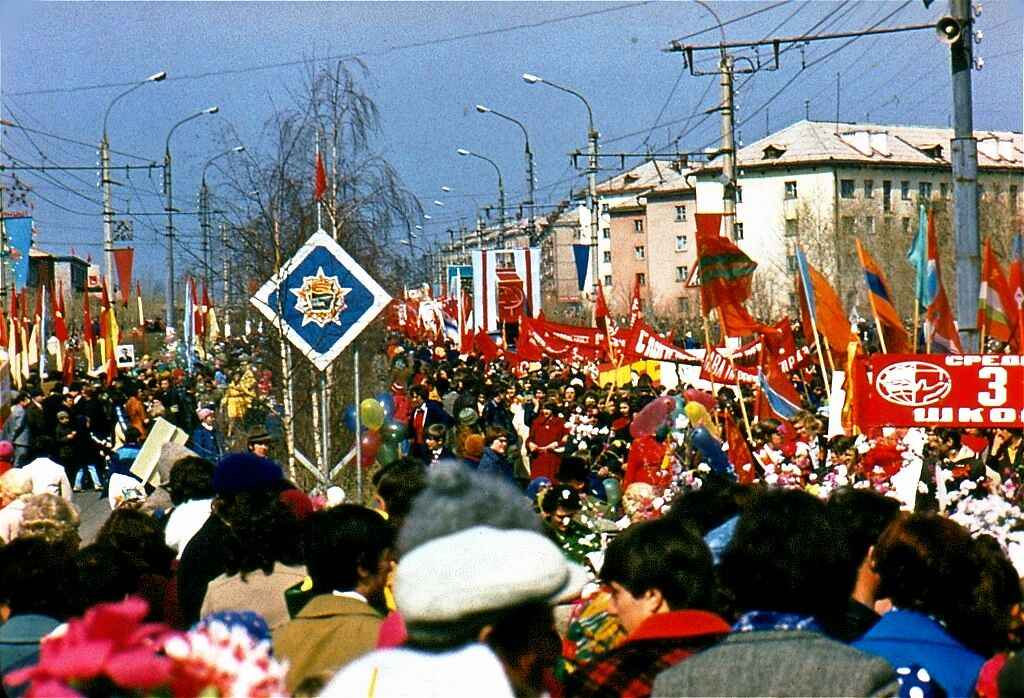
[723,411,756,485]
[100,279,119,384]
[571,244,591,293]
[183,278,195,373]
[136,281,145,328]
[907,205,938,310]
[0,304,7,350]
[112,247,135,306]
[7,292,21,389]
[756,364,802,420]
[82,286,95,371]
[594,282,610,332]
[27,289,41,368]
[628,274,643,326]
[5,217,33,289]
[795,247,856,363]
[979,238,1015,344]
[203,283,220,343]
[855,239,909,352]
[314,151,327,202]
[1009,234,1023,352]
[922,212,962,354]
[51,282,66,371]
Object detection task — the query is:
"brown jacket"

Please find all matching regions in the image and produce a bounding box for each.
[200,562,307,631]
[272,593,383,693]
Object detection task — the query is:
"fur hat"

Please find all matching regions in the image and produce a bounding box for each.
[213,453,283,496]
[395,525,586,624]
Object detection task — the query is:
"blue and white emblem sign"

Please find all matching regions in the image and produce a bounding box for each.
[251,230,392,371]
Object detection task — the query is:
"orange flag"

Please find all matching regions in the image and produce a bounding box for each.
[855,239,909,353]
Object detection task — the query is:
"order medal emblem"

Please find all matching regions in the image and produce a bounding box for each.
[291,266,351,327]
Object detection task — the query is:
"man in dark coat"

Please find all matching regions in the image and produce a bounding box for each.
[407,385,452,460]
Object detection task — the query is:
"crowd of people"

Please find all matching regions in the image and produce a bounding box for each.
[0,328,1022,697]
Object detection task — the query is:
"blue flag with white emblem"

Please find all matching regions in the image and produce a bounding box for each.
[250,230,392,371]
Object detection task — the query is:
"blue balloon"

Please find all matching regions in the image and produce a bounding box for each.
[692,427,732,475]
[342,404,358,433]
[375,392,396,420]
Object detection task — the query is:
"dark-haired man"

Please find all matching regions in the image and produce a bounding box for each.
[408,385,452,460]
[567,518,730,698]
[273,504,395,693]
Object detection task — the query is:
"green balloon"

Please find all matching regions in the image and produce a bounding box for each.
[381,421,409,444]
[603,478,622,508]
[360,398,386,431]
[376,442,399,466]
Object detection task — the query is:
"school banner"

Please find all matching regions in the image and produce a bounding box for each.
[620,321,702,365]
[853,354,1024,428]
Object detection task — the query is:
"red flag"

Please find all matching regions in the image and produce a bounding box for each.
[978,239,1014,343]
[723,412,756,485]
[52,281,68,344]
[62,352,75,386]
[628,275,643,326]
[1009,236,1024,352]
[856,239,909,353]
[112,247,134,307]
[594,282,609,333]
[191,278,205,340]
[922,216,962,354]
[82,287,95,371]
[473,330,501,361]
[0,305,7,349]
[314,151,327,202]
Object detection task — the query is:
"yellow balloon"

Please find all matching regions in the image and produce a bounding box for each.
[360,398,386,431]
[684,401,708,425]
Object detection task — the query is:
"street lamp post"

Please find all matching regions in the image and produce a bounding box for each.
[457,148,506,248]
[522,73,599,293]
[475,104,535,243]
[101,71,166,298]
[163,106,218,331]
[199,146,245,293]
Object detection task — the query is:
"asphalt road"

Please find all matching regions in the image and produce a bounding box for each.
[72,490,112,545]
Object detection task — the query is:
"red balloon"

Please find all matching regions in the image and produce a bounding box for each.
[630,396,677,439]
[684,388,717,412]
[360,430,382,465]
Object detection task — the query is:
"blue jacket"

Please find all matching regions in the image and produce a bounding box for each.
[0,614,61,698]
[854,609,984,697]
[190,426,224,462]
[478,447,514,482]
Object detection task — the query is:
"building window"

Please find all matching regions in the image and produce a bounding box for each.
[675,265,688,282]
[785,219,798,237]
[677,297,690,314]
[735,186,743,203]
[902,217,911,234]
[602,251,612,263]
[883,180,892,211]
[634,246,646,260]
[864,179,874,198]
[919,182,933,200]
[674,205,687,222]
[787,255,798,273]
[602,227,610,239]
[865,216,876,235]
[940,182,949,200]
[884,217,894,234]
[636,273,646,287]
[601,203,609,214]
[734,222,744,241]
[784,181,798,200]
[604,275,612,286]
[634,219,644,233]
[840,179,855,199]
[675,235,688,252]
[841,216,855,236]
[900,181,911,200]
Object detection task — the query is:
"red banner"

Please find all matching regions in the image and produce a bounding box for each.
[621,322,701,364]
[112,247,134,306]
[854,354,1024,428]
[700,348,758,385]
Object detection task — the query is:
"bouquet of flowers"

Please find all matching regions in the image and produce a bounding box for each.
[7,597,288,697]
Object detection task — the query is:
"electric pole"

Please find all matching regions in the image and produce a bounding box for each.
[719,53,737,240]
[220,221,229,333]
[198,179,211,291]
[100,137,115,298]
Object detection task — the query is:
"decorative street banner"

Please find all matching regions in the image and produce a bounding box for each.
[446,265,472,299]
[2,215,33,288]
[471,248,541,333]
[854,354,1024,428]
[700,347,758,385]
[251,229,392,371]
[621,321,702,365]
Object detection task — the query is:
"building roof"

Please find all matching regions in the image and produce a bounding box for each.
[596,159,676,194]
[699,119,1023,173]
[647,166,696,196]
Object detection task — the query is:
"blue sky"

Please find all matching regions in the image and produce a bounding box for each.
[2,1,1021,289]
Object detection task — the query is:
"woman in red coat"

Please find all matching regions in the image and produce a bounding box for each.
[624,432,672,490]
[528,402,567,481]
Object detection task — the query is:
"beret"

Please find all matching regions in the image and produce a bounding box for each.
[0,441,13,459]
[395,525,587,623]
[213,453,283,496]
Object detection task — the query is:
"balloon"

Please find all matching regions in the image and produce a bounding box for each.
[671,395,687,418]
[684,401,709,426]
[342,404,358,433]
[376,442,399,467]
[380,420,409,444]
[360,398,386,431]
[375,392,396,420]
[684,388,717,412]
[630,396,677,439]
[360,430,381,464]
[692,427,731,474]
[603,478,623,508]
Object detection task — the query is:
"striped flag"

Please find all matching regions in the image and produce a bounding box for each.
[471,248,541,333]
[756,364,802,420]
[1009,234,1024,352]
[922,211,962,354]
[855,239,909,353]
[978,238,1014,344]
[907,205,939,310]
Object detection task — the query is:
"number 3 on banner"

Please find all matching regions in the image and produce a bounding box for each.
[978,367,1008,407]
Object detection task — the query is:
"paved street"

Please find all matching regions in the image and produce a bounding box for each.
[72,491,112,545]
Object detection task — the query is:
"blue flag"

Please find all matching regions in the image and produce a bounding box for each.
[907,204,932,310]
[3,216,33,288]
[572,244,590,292]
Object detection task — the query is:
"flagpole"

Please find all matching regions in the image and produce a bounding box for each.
[729,355,753,438]
[912,302,920,353]
[872,312,889,354]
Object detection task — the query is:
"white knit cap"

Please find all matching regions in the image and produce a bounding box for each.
[395,525,587,623]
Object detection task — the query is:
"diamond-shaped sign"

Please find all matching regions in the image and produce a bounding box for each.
[250,230,392,371]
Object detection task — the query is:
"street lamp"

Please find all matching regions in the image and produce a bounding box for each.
[457,148,506,248]
[475,103,536,242]
[522,72,599,293]
[163,106,219,331]
[99,70,166,300]
[199,145,245,293]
